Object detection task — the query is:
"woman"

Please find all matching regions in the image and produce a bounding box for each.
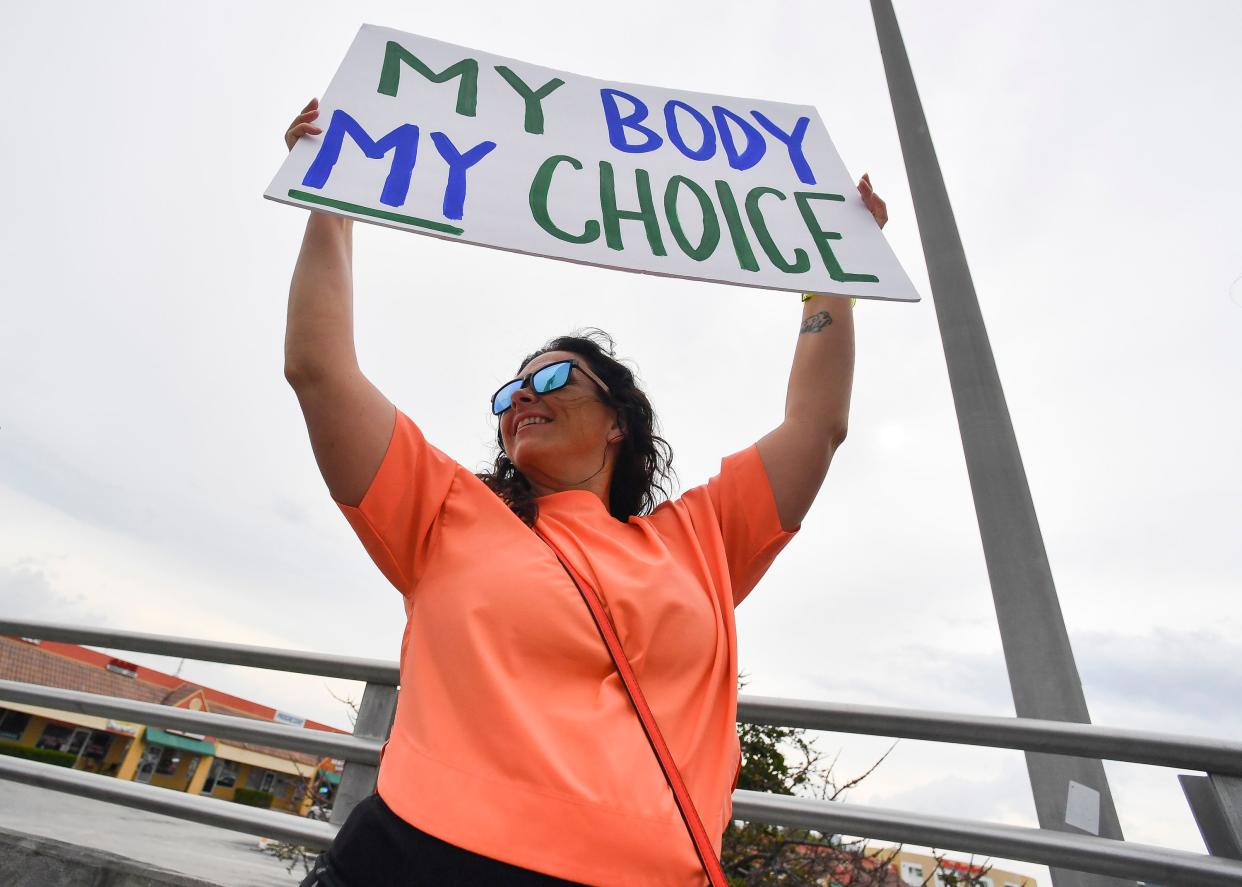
[284,98,887,887]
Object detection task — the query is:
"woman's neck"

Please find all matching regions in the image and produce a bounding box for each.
[527,468,612,510]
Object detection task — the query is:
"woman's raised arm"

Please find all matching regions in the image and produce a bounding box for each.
[756,174,887,531]
[283,98,396,507]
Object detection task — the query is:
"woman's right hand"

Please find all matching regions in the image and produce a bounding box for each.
[285,98,323,151]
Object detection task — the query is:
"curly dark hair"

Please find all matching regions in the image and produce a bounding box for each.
[477,329,675,526]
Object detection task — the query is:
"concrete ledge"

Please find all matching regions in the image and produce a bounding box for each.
[0,825,222,887]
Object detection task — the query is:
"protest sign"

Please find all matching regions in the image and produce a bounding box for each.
[265,25,919,301]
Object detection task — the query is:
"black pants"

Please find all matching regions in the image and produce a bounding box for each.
[300,794,585,887]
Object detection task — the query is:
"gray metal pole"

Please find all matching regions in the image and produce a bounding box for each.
[1180,774,1242,860]
[331,681,398,825]
[867,3,1131,885]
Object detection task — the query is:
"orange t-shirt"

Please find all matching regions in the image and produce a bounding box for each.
[337,411,795,886]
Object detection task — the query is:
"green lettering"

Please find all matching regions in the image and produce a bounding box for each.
[745,187,810,274]
[494,65,565,135]
[714,180,759,272]
[663,176,720,261]
[528,155,600,244]
[377,41,478,117]
[794,192,879,284]
[599,163,666,256]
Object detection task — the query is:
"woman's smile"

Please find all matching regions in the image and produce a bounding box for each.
[515,415,553,434]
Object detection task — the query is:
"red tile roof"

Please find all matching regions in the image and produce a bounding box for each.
[0,636,344,733]
[0,636,166,705]
[0,636,350,766]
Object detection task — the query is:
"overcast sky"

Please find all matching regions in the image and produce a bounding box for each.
[2,1,1240,883]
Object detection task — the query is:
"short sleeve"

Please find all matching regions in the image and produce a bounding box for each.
[336,410,459,596]
[707,445,798,606]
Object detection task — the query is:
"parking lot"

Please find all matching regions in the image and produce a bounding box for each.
[0,777,309,887]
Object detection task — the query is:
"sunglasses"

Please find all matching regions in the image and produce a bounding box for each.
[490,359,610,416]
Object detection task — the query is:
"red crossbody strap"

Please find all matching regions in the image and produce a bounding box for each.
[536,530,728,887]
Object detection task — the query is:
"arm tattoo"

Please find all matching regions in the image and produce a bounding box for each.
[799,310,833,334]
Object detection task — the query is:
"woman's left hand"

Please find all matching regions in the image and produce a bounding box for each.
[858,173,888,229]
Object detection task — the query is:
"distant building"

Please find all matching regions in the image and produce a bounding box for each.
[0,635,347,816]
[873,847,1038,887]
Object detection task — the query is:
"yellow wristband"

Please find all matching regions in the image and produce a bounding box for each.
[802,293,857,307]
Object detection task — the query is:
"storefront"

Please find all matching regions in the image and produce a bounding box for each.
[206,742,316,814]
[0,702,142,776]
[134,727,217,790]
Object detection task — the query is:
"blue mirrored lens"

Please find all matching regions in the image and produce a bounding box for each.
[491,379,523,415]
[533,361,572,394]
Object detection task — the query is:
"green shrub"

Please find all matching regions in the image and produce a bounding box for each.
[0,739,77,767]
[233,787,275,808]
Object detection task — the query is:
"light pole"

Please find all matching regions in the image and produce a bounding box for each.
[867,2,1132,884]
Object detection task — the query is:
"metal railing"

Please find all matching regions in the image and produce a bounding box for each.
[2,617,1240,886]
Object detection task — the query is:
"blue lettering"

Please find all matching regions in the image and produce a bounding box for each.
[751,111,816,185]
[663,100,715,161]
[711,106,765,172]
[302,109,421,208]
[600,88,663,153]
[429,132,497,220]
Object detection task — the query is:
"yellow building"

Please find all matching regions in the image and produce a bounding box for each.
[0,635,346,817]
[870,847,1037,887]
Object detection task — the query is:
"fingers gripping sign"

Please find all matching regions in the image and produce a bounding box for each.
[286,97,323,152]
[858,173,888,229]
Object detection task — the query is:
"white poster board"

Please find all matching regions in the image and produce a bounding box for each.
[265,25,919,302]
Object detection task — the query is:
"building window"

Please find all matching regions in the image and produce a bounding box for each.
[259,770,276,793]
[901,862,925,885]
[35,723,73,751]
[154,746,182,775]
[245,767,276,792]
[64,728,90,757]
[0,709,32,740]
[215,760,239,788]
[82,731,113,760]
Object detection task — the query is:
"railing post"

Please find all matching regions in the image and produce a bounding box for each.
[1180,774,1242,860]
[331,681,398,826]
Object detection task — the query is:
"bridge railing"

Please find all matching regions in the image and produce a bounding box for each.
[1,617,1240,886]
